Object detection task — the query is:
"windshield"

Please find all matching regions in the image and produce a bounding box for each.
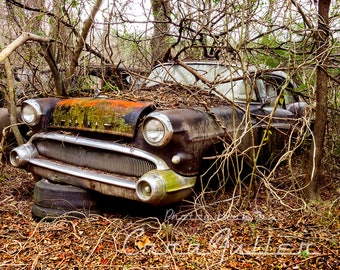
[146,63,259,102]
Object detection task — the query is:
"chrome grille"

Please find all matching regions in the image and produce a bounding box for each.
[35,139,156,177]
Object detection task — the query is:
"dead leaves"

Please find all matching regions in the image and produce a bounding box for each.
[0,164,339,269]
[136,235,152,250]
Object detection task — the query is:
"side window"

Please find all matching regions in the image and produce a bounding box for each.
[218,79,258,102]
[263,75,295,108]
[256,79,266,103]
[266,82,278,106]
[283,88,296,105]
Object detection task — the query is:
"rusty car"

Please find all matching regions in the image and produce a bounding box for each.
[9,61,309,218]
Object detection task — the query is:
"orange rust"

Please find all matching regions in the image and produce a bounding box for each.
[57,98,150,108]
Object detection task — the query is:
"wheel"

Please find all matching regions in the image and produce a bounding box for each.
[32,179,101,220]
[31,204,101,220]
[33,179,99,210]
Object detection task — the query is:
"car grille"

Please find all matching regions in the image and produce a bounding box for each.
[35,139,157,178]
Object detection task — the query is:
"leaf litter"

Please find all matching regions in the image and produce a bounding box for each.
[0,158,339,269]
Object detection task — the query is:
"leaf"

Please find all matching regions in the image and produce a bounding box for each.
[101,258,109,265]
[95,244,103,253]
[136,235,151,250]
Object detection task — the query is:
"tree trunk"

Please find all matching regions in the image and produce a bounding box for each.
[150,0,170,66]
[4,58,24,146]
[304,0,331,201]
[65,0,103,90]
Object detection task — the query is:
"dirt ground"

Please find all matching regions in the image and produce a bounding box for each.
[0,159,339,269]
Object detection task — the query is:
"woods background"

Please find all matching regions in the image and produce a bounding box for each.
[0,0,339,269]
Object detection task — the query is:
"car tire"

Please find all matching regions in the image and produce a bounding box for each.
[32,204,100,220]
[32,179,101,219]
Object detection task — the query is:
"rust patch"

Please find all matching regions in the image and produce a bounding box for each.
[57,98,150,109]
[50,98,152,136]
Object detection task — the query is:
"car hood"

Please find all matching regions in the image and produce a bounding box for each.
[49,98,153,137]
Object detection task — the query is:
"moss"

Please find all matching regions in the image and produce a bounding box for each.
[157,170,196,192]
[50,98,150,134]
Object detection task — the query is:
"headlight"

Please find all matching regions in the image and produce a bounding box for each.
[142,113,173,146]
[136,172,166,203]
[139,181,152,197]
[21,100,42,126]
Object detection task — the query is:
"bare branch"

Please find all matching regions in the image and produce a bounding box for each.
[290,0,315,32]
[39,43,66,96]
[65,0,104,88]
[0,32,52,63]
[3,58,24,145]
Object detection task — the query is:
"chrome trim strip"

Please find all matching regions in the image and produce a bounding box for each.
[30,132,169,170]
[28,158,194,204]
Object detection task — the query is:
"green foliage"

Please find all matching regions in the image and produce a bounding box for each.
[79,76,96,90]
[36,13,44,22]
[300,249,309,259]
[111,30,150,66]
[102,82,118,93]
[295,83,308,93]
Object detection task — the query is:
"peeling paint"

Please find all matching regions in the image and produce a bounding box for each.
[50,98,152,136]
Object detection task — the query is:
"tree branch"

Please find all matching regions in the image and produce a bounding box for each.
[65,0,103,88]
[0,32,52,63]
[39,43,66,96]
[291,0,315,33]
[4,58,24,145]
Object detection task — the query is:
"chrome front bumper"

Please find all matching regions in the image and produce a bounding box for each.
[10,132,196,205]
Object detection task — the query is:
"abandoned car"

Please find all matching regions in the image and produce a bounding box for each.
[9,61,309,217]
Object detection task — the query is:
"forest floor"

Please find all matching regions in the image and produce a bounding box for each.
[0,159,339,269]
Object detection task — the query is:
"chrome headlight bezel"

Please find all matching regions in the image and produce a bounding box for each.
[21,100,42,126]
[142,113,173,147]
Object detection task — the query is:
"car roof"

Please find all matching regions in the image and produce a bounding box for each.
[153,61,295,87]
[153,61,265,73]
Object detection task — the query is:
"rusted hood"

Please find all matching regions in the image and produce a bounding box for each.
[49,98,153,137]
